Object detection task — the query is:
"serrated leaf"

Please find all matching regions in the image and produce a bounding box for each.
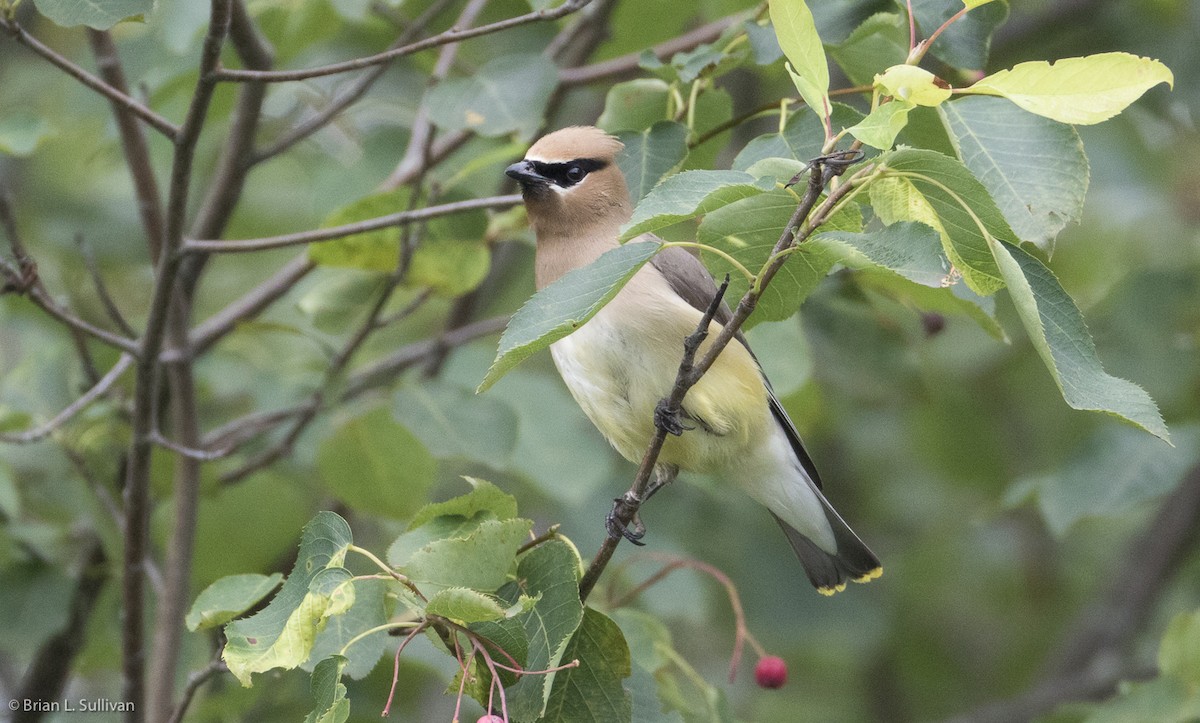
[960,52,1174,125]
[497,540,584,720]
[542,608,632,723]
[223,512,354,687]
[467,616,529,692]
[994,243,1169,441]
[401,517,533,591]
[873,147,1013,295]
[769,0,830,131]
[616,121,690,202]
[813,221,950,286]
[406,478,518,531]
[304,655,350,723]
[697,188,862,326]
[425,587,507,625]
[829,13,908,87]
[876,65,952,106]
[620,171,775,241]
[303,579,390,680]
[186,573,283,632]
[846,100,914,149]
[316,408,436,520]
[940,96,1088,253]
[426,53,558,137]
[597,79,671,133]
[907,0,1008,71]
[32,0,152,29]
[733,104,865,172]
[393,382,519,466]
[478,241,661,392]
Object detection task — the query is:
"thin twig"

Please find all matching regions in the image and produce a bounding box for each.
[76,233,137,337]
[557,15,741,87]
[166,647,227,723]
[0,354,134,444]
[214,0,592,83]
[182,194,521,254]
[0,17,178,139]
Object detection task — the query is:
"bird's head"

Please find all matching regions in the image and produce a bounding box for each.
[506,126,630,235]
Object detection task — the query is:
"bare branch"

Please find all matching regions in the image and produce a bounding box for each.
[150,430,233,461]
[0,354,134,444]
[0,17,178,139]
[167,649,227,723]
[182,194,521,254]
[213,0,592,83]
[76,234,137,337]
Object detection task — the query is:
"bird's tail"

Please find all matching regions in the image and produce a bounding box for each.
[771,494,882,596]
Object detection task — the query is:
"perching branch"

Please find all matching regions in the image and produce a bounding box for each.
[213,0,593,83]
[578,153,869,602]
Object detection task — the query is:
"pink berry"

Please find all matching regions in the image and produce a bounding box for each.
[754,656,788,689]
[476,716,504,723]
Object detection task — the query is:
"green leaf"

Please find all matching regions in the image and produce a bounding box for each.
[223,512,354,687]
[813,221,950,287]
[304,578,390,680]
[597,79,670,133]
[616,121,690,203]
[400,517,533,591]
[497,540,585,720]
[477,241,662,392]
[959,53,1174,125]
[542,608,632,723]
[769,0,830,130]
[186,573,283,632]
[1018,425,1196,536]
[940,96,1088,253]
[426,53,558,137]
[744,20,783,65]
[316,408,437,520]
[304,655,350,723]
[994,243,1169,441]
[620,171,775,242]
[828,12,908,87]
[846,100,914,149]
[308,190,407,271]
[732,104,865,172]
[872,147,1013,294]
[1160,609,1200,687]
[697,188,861,326]
[1073,676,1200,723]
[425,587,507,625]
[407,238,490,297]
[296,269,386,332]
[406,477,519,531]
[393,383,519,466]
[467,616,529,691]
[0,112,52,156]
[32,0,152,29]
[907,0,1008,71]
[875,65,952,106]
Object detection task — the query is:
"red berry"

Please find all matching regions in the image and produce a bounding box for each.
[754,656,788,689]
[476,716,504,723]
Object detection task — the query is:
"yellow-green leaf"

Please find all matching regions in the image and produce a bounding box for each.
[875,65,953,107]
[846,100,914,149]
[959,52,1173,125]
[769,0,830,132]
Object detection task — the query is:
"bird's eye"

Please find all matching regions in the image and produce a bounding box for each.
[565,165,586,183]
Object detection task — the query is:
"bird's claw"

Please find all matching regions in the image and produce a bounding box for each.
[654,399,692,436]
[606,494,647,545]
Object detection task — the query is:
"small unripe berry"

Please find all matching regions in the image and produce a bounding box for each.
[754,656,788,689]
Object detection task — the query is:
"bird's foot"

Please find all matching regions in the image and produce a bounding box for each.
[605,492,647,545]
[654,398,692,437]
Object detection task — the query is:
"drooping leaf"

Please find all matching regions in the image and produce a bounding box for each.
[426,53,558,137]
[186,573,283,632]
[496,540,585,720]
[393,382,519,466]
[597,79,671,133]
[828,12,908,87]
[542,608,633,723]
[399,517,533,591]
[994,243,1169,441]
[939,96,1088,253]
[304,655,350,723]
[316,408,437,520]
[872,147,1013,294]
[769,0,830,131]
[425,587,507,625]
[620,171,775,241]
[846,100,914,149]
[906,0,1008,71]
[303,578,391,680]
[223,512,354,687]
[959,53,1174,125]
[32,0,153,29]
[616,121,690,202]
[478,241,662,392]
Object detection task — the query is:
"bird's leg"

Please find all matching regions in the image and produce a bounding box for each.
[644,463,679,501]
[654,398,692,436]
[604,465,679,545]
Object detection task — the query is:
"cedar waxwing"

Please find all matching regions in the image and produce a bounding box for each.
[505,126,881,595]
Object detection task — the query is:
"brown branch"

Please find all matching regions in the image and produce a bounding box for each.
[0,17,178,139]
[86,29,167,262]
[578,157,866,602]
[182,194,522,254]
[76,234,137,337]
[0,353,134,444]
[214,0,592,83]
[166,648,227,723]
[121,4,233,720]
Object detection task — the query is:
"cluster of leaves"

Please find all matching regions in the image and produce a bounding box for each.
[192,479,735,722]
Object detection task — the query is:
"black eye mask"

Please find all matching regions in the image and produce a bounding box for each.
[529,158,608,188]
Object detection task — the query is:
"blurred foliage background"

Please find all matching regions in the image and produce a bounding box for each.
[0,0,1198,721]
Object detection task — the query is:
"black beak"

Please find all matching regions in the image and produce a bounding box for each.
[505,160,548,187]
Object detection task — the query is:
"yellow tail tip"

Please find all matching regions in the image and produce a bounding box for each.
[853,567,884,584]
[816,582,847,596]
